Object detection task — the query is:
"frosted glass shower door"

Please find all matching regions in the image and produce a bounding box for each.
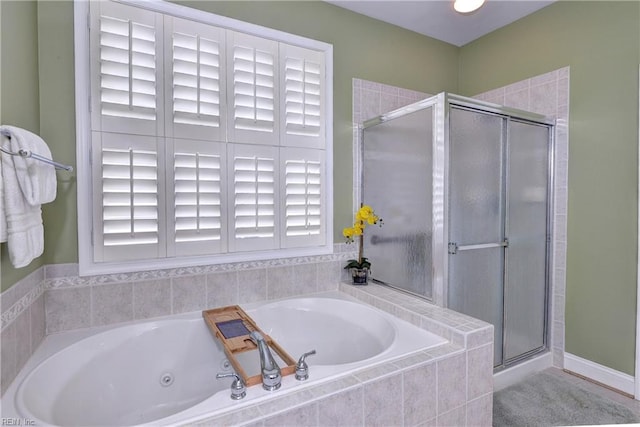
[448,106,551,368]
[363,106,433,299]
[447,107,505,366]
[503,120,549,361]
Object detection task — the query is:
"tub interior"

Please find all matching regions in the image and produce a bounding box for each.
[17,319,227,426]
[247,297,396,365]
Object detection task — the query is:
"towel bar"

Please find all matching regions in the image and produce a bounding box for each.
[0,129,73,171]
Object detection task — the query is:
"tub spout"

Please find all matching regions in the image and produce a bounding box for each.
[249,331,281,391]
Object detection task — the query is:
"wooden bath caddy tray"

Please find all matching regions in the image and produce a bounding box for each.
[202,305,296,387]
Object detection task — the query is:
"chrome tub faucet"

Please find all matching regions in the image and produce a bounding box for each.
[249,331,282,391]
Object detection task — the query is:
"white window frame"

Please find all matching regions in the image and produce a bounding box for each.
[74,0,333,276]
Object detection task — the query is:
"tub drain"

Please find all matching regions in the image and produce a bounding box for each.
[160,372,175,387]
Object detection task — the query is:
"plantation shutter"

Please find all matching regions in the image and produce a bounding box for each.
[93,132,165,262]
[228,144,279,252]
[90,1,164,136]
[227,31,279,145]
[85,1,331,272]
[165,17,226,141]
[168,139,227,256]
[280,44,325,149]
[280,148,325,248]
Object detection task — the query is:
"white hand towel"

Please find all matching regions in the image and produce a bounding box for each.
[0,127,54,267]
[0,157,7,243]
[0,125,57,206]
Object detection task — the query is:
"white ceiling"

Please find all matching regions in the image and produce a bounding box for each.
[326,0,555,47]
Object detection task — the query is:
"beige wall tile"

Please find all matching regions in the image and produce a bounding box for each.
[172,274,206,313]
[92,283,133,327]
[267,265,296,300]
[318,386,364,426]
[133,279,171,320]
[438,405,466,427]
[207,270,238,308]
[403,362,437,425]
[293,263,318,295]
[45,287,91,333]
[467,344,493,400]
[30,294,45,352]
[237,268,267,304]
[363,373,403,426]
[263,403,318,426]
[1,321,17,395]
[504,88,529,111]
[466,393,493,427]
[437,352,467,413]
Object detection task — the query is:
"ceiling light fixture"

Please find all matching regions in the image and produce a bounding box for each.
[453,0,486,14]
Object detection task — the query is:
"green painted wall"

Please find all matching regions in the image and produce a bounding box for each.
[459,1,640,375]
[1,0,43,291]
[37,1,78,268]
[0,0,459,290]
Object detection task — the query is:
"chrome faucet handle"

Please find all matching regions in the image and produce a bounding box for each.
[295,350,317,381]
[216,372,246,400]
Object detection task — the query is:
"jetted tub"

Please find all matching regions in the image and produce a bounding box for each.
[5,292,447,426]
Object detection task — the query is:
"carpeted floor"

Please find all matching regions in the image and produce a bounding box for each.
[493,370,640,426]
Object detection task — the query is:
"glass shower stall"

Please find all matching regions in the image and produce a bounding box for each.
[362,93,554,369]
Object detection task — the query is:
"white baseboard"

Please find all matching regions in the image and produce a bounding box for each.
[564,352,635,396]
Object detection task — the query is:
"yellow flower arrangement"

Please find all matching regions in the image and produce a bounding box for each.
[343,204,383,271]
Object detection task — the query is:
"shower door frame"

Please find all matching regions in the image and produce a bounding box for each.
[435,93,556,368]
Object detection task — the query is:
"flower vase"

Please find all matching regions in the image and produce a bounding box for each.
[351,267,369,285]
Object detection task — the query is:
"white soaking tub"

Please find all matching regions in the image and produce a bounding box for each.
[5,292,447,426]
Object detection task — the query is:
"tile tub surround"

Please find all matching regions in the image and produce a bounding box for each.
[1,266,46,396]
[0,246,354,397]
[193,282,494,427]
[2,270,493,425]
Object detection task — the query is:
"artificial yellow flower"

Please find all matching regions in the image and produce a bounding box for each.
[343,205,383,274]
[343,227,355,238]
[353,223,364,235]
[357,205,373,222]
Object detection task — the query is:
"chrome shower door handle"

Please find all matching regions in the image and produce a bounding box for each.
[448,239,509,255]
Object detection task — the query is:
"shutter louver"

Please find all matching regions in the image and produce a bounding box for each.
[233,46,274,132]
[174,152,223,242]
[101,147,159,248]
[227,32,278,145]
[280,147,325,248]
[285,159,322,237]
[99,16,156,121]
[172,31,222,128]
[280,44,325,148]
[234,156,275,238]
[284,57,321,137]
[228,144,279,251]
